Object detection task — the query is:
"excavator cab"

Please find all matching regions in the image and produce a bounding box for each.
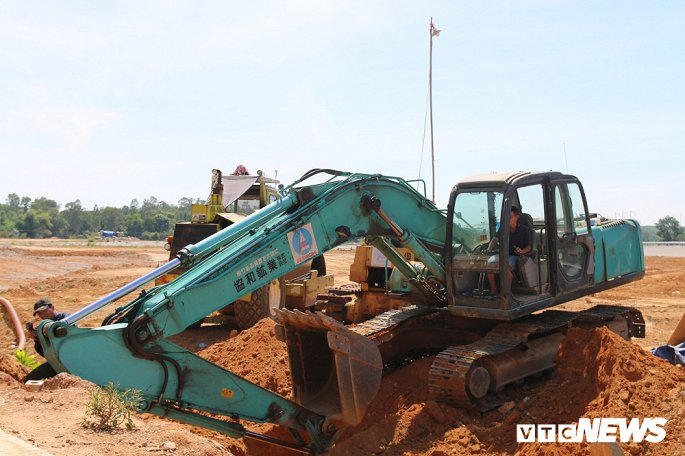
[446,171,615,320]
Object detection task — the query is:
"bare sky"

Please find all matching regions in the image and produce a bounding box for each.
[1,1,683,224]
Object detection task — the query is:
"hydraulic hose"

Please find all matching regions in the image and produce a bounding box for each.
[290,168,350,187]
[124,314,184,405]
[0,297,26,351]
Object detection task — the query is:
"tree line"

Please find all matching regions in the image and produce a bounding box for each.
[0,193,202,240]
[1,192,682,242]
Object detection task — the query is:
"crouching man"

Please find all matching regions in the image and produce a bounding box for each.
[24,297,70,382]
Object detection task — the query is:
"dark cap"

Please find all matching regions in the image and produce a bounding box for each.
[511,205,521,215]
[33,298,53,316]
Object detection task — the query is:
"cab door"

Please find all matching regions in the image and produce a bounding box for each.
[552,181,595,293]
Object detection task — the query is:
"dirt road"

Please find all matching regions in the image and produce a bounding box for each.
[0,239,683,455]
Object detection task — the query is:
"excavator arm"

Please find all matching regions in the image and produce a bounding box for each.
[38,170,447,453]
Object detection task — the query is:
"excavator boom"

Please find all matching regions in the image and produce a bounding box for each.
[39,170,446,452]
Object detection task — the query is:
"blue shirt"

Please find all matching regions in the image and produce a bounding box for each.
[53,312,70,321]
[508,224,531,255]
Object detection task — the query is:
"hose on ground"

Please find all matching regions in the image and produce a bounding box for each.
[0,297,26,351]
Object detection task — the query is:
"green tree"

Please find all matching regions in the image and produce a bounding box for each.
[125,213,144,238]
[63,200,85,237]
[20,196,31,212]
[50,212,69,238]
[141,197,158,211]
[17,211,53,238]
[89,206,101,235]
[31,197,59,212]
[100,207,125,231]
[0,206,18,237]
[153,214,172,233]
[655,216,683,241]
[6,193,20,208]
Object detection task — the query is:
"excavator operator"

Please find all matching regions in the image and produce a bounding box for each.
[486,205,532,295]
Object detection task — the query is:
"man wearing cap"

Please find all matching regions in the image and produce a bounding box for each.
[486,206,532,295]
[31,297,69,324]
[24,297,70,382]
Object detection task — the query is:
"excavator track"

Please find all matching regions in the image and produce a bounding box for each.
[428,305,645,410]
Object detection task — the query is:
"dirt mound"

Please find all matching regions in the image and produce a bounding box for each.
[329,356,475,455]
[199,318,292,397]
[42,372,95,390]
[328,353,524,455]
[327,326,685,455]
[517,326,685,456]
[4,285,40,297]
[0,352,29,384]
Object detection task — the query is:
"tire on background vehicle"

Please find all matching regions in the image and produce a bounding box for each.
[234,277,285,330]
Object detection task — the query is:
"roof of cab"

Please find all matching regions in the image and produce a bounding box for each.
[455,171,570,189]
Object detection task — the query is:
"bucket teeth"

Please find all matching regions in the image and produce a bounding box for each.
[274,308,346,331]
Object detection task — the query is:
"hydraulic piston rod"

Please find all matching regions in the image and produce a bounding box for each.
[64,258,181,325]
[65,191,302,326]
[364,195,445,283]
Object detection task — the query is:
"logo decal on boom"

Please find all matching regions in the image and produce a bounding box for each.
[287,223,319,264]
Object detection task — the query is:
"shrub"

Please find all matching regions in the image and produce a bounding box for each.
[15,349,39,369]
[82,382,143,431]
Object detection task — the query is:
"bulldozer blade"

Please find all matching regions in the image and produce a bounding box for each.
[668,312,685,346]
[274,309,383,429]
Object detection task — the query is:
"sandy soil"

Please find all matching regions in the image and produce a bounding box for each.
[0,239,683,455]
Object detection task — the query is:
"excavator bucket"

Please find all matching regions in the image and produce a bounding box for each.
[274,309,383,429]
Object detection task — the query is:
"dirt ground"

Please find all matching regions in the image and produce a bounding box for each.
[0,239,683,455]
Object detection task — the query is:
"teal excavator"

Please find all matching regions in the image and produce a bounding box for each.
[38,169,645,454]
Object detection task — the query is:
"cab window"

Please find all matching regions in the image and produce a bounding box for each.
[554,182,589,280]
[554,183,588,236]
[452,191,503,252]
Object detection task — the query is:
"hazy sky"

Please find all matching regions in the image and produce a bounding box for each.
[1,1,683,225]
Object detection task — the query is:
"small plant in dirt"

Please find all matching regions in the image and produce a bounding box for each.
[82,382,143,431]
[14,349,39,370]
